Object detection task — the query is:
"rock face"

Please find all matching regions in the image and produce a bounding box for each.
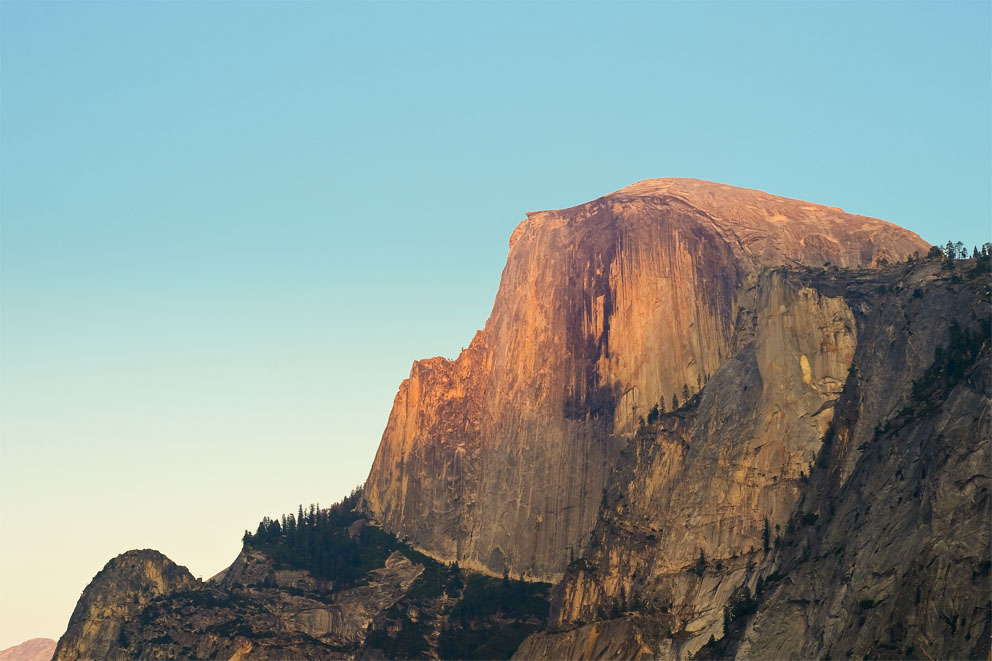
[53,178,988,660]
[53,550,198,661]
[736,263,991,660]
[0,639,57,661]
[219,547,425,648]
[546,268,857,628]
[515,259,990,659]
[53,545,426,660]
[51,515,553,661]
[362,178,928,581]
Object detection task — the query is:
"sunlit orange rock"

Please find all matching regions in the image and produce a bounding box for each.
[362,178,928,581]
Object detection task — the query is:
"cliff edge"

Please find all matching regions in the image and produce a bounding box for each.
[362,178,929,581]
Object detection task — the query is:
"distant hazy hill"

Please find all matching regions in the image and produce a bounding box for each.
[0,639,56,661]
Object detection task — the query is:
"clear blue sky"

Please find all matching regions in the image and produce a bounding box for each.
[1,0,989,648]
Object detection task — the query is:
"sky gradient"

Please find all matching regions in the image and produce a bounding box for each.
[1,0,990,649]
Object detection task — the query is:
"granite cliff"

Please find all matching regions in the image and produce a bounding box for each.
[362,178,928,582]
[53,179,989,660]
[514,258,990,659]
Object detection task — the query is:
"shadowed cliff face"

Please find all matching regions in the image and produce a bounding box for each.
[510,268,863,661]
[514,260,990,660]
[362,178,928,581]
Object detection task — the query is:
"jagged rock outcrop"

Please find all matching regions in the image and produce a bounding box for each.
[514,259,990,659]
[53,550,198,661]
[363,178,928,581]
[219,548,425,647]
[53,546,426,660]
[52,517,552,661]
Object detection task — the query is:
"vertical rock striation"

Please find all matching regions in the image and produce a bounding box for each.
[515,260,990,660]
[736,262,991,660]
[362,178,928,581]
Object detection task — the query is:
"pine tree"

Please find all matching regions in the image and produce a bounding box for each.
[672,393,679,410]
[682,383,691,403]
[762,519,770,551]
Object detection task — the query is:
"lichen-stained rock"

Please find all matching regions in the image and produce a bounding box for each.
[362,178,928,582]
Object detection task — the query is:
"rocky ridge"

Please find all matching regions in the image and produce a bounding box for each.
[53,504,552,660]
[52,179,989,660]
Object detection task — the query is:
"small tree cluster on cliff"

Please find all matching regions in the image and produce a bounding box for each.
[723,584,758,636]
[241,486,391,586]
[929,241,991,261]
[911,319,987,403]
[664,384,701,412]
[646,397,666,425]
